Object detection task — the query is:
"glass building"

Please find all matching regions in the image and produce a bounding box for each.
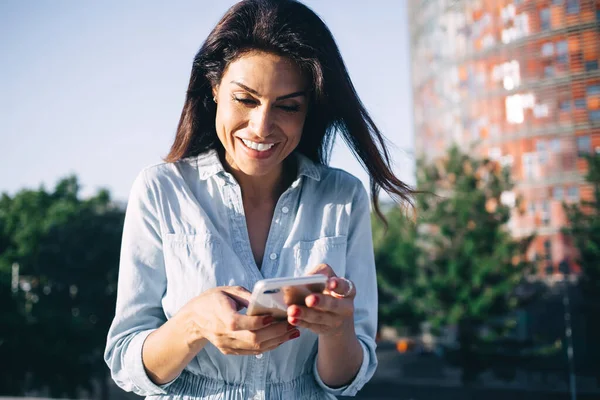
[408,0,600,275]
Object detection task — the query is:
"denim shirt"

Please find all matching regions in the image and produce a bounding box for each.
[104,150,378,400]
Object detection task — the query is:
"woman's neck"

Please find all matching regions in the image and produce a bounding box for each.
[221,152,296,207]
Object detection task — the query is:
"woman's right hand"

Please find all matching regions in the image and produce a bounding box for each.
[177,285,300,356]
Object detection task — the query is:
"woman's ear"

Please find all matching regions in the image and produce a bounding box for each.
[212,86,219,103]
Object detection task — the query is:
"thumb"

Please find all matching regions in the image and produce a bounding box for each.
[221,286,252,309]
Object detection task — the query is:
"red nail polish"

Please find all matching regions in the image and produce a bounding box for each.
[263,316,274,325]
[290,331,300,339]
[292,308,301,317]
[289,317,298,324]
[311,296,320,306]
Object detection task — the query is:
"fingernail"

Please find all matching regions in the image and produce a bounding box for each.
[292,308,301,317]
[263,316,274,325]
[289,317,298,325]
[310,296,319,306]
[290,331,300,339]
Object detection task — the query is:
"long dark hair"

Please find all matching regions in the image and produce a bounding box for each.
[165,0,414,219]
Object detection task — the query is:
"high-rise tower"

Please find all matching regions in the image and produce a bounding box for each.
[409,0,600,274]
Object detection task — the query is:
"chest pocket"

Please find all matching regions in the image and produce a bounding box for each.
[162,233,223,307]
[292,236,348,278]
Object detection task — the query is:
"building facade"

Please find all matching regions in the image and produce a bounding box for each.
[408,0,600,274]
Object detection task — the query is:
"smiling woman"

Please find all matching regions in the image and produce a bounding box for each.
[103,1,414,399]
[212,52,308,179]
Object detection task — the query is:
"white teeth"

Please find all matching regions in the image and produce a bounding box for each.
[241,139,275,152]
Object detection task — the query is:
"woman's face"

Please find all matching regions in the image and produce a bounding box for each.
[213,51,308,179]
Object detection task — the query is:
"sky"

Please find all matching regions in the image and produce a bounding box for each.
[0,0,415,202]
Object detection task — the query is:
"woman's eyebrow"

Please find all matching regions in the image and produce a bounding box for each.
[231,81,306,101]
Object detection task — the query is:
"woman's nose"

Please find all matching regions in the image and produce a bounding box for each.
[249,106,273,138]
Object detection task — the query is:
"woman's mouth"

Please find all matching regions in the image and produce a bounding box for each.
[238,138,278,159]
[240,138,275,152]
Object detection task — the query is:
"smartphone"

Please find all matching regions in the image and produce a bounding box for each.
[246,275,328,319]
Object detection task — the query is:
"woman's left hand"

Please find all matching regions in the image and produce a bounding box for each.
[287,263,356,337]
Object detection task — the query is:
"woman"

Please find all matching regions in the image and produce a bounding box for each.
[104,1,413,399]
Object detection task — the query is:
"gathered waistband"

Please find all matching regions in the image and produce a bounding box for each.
[160,370,329,400]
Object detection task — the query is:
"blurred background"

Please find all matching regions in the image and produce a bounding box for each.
[1,0,599,399]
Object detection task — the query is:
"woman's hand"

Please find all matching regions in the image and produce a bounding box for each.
[177,286,300,355]
[286,264,356,337]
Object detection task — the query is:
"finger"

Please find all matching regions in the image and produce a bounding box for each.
[236,321,294,343]
[221,286,252,309]
[305,263,337,279]
[287,315,330,334]
[327,277,356,299]
[304,293,351,317]
[259,328,301,350]
[228,313,278,331]
[287,304,336,326]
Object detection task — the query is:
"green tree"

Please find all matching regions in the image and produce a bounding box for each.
[0,176,124,399]
[562,153,600,384]
[372,207,423,336]
[375,146,534,384]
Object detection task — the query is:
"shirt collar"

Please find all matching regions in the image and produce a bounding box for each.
[196,149,321,182]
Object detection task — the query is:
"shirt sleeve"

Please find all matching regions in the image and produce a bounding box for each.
[103,169,180,396]
[313,182,378,397]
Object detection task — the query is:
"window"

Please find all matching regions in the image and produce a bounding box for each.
[540,8,551,30]
[537,140,548,164]
[557,54,569,65]
[542,199,550,212]
[556,41,568,54]
[568,186,580,201]
[574,98,586,109]
[550,138,561,152]
[544,240,552,261]
[541,42,554,56]
[544,65,554,77]
[552,0,564,4]
[577,136,591,155]
[588,85,600,96]
[553,186,564,200]
[556,41,569,64]
[523,153,534,178]
[528,201,535,214]
[534,104,549,118]
[585,61,599,71]
[542,200,550,225]
[566,0,580,14]
[560,100,571,111]
[591,110,600,121]
[536,140,547,152]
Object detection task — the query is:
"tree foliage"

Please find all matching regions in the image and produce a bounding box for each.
[562,153,600,382]
[0,176,124,398]
[374,146,535,383]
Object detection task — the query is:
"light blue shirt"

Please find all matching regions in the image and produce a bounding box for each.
[104,150,378,400]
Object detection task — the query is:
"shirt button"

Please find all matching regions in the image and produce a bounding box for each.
[269,253,278,260]
[255,353,263,359]
[282,206,289,214]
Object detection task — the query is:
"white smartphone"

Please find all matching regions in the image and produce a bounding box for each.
[246,275,328,319]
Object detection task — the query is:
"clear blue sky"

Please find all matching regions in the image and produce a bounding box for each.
[0,0,414,201]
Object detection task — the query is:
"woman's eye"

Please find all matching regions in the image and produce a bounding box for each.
[278,105,300,113]
[233,97,257,106]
